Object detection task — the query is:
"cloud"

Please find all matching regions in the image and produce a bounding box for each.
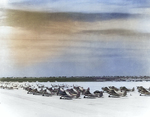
[7,0,150,13]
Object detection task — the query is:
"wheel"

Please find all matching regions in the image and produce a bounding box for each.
[140,94,142,96]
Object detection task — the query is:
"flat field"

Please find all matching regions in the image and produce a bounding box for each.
[0,82,150,117]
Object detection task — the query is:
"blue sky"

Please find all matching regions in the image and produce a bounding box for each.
[6,0,150,13]
[1,0,150,77]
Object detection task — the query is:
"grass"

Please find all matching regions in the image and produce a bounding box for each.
[0,77,96,82]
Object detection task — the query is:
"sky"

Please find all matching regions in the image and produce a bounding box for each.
[0,0,150,77]
[1,0,150,13]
